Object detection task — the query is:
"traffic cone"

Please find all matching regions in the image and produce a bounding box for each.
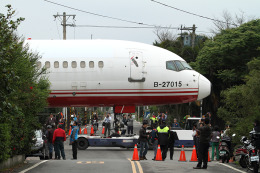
[208,151,211,162]
[68,126,72,136]
[132,144,139,161]
[155,145,163,161]
[83,125,87,135]
[90,125,94,135]
[102,126,105,134]
[189,145,198,162]
[178,145,187,162]
[79,127,82,134]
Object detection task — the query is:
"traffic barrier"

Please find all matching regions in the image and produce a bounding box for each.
[155,145,163,161]
[189,145,197,162]
[68,126,71,136]
[178,145,187,162]
[79,127,82,134]
[208,151,211,162]
[102,126,105,134]
[90,125,94,136]
[131,144,139,161]
[83,125,87,135]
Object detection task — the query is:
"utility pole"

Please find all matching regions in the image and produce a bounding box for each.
[179,24,197,48]
[53,12,76,40]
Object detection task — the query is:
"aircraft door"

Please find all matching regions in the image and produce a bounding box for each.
[128,51,145,82]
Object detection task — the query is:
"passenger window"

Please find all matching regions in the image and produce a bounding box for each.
[37,61,42,69]
[80,61,86,68]
[72,61,77,68]
[175,61,185,71]
[54,61,59,68]
[89,61,94,68]
[45,61,50,68]
[63,61,68,68]
[98,61,104,68]
[166,61,177,71]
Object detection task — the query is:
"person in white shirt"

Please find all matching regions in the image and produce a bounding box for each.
[103,114,112,137]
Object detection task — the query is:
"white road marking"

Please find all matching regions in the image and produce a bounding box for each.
[218,163,246,173]
[20,160,48,173]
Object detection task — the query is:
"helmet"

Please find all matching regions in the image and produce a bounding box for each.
[47,125,52,129]
[71,115,74,118]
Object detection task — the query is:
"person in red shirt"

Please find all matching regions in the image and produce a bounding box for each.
[53,124,66,160]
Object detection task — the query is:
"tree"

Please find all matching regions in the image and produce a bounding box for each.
[193,19,260,127]
[0,5,50,162]
[217,57,260,142]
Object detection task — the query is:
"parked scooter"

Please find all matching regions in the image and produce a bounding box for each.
[219,134,236,163]
[243,131,259,173]
[236,136,249,168]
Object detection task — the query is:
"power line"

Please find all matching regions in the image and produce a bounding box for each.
[151,0,237,27]
[44,0,156,27]
[74,25,179,29]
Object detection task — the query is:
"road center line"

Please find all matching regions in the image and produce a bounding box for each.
[128,158,137,173]
[135,161,143,173]
[20,160,48,173]
[218,163,246,173]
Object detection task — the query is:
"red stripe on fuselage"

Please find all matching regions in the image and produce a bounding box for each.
[47,95,198,107]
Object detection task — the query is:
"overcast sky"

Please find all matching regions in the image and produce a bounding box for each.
[1,0,259,44]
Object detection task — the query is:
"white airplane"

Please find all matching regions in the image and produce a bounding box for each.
[26,39,211,113]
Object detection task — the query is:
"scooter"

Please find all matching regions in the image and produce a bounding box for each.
[235,137,249,168]
[219,136,231,163]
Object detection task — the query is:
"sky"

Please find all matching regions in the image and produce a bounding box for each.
[0,0,260,44]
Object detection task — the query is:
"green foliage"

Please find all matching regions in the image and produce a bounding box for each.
[192,19,260,128]
[0,5,50,162]
[217,57,260,143]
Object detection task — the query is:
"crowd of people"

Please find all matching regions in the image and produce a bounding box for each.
[44,112,81,160]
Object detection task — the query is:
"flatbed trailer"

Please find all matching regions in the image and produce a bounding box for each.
[77,135,139,150]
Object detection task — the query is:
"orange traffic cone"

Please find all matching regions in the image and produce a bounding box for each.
[68,126,72,136]
[189,145,198,162]
[178,145,187,162]
[90,125,94,135]
[132,144,139,161]
[208,151,211,162]
[79,127,82,134]
[155,145,163,161]
[102,126,105,134]
[83,125,88,135]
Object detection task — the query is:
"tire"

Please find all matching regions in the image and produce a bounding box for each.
[226,156,230,163]
[39,147,45,160]
[77,138,89,150]
[222,157,225,163]
[239,156,247,168]
[253,162,259,173]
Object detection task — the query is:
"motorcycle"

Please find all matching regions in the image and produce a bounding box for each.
[247,131,259,173]
[236,136,249,168]
[219,136,232,163]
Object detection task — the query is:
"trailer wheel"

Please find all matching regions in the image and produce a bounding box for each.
[77,138,89,150]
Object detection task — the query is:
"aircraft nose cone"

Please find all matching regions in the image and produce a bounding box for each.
[197,74,211,100]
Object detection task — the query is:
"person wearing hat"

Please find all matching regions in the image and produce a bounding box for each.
[139,121,149,160]
[156,120,170,161]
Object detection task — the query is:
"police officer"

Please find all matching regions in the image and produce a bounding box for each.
[157,120,170,161]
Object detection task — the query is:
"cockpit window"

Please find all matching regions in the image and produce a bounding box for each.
[175,61,185,71]
[166,61,177,71]
[181,61,193,70]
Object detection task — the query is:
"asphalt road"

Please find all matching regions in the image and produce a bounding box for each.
[6,118,254,173]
